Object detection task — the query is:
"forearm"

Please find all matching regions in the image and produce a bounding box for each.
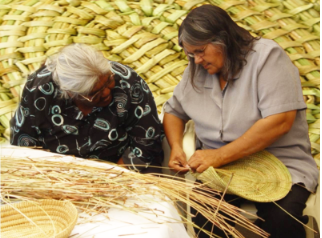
[188,111,297,172]
[217,111,297,166]
[163,113,190,171]
[163,113,186,149]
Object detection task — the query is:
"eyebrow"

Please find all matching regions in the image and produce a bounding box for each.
[187,47,205,54]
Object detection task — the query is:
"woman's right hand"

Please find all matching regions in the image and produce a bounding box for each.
[168,145,190,173]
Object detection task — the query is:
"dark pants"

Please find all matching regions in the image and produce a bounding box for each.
[192,184,311,238]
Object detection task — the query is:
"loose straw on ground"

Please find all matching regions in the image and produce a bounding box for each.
[1,154,269,238]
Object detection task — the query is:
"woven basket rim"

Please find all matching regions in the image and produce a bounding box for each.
[193,150,292,202]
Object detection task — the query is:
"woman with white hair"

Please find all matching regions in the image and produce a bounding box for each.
[10,43,164,173]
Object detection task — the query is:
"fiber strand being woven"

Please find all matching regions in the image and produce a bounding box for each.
[1,153,269,238]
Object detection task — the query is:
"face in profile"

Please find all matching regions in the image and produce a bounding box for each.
[183,42,224,75]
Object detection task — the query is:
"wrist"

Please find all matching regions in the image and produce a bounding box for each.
[170,142,183,151]
[215,147,227,167]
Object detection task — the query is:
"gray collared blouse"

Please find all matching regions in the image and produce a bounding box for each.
[164,38,318,192]
[10,62,164,172]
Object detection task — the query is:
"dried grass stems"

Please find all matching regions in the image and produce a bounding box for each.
[1,155,269,238]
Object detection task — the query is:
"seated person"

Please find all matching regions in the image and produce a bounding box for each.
[163,5,318,238]
[10,43,164,173]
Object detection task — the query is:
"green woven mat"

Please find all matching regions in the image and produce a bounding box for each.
[0,0,319,167]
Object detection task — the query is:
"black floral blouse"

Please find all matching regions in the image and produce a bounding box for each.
[10,62,164,172]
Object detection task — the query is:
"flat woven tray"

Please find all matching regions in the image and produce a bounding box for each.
[1,199,78,238]
[193,150,292,202]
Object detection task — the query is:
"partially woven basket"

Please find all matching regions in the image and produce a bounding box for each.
[192,151,292,202]
[1,199,78,238]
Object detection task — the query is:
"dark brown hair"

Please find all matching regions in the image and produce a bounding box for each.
[179,5,258,87]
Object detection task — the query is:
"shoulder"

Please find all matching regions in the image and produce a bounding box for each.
[110,62,152,105]
[246,38,291,69]
[110,61,145,87]
[22,66,59,106]
[173,65,191,92]
[253,38,281,48]
[110,61,138,82]
[250,38,286,59]
[25,66,57,93]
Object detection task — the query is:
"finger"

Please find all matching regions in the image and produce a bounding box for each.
[169,159,186,168]
[187,159,200,171]
[169,163,190,173]
[196,164,208,173]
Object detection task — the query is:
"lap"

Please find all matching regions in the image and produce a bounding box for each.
[192,183,311,238]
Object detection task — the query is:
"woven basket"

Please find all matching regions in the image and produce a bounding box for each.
[192,151,292,202]
[1,199,78,238]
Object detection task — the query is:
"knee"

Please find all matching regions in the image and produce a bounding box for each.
[262,204,302,225]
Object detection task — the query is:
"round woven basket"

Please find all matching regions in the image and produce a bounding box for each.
[193,150,292,202]
[1,199,78,238]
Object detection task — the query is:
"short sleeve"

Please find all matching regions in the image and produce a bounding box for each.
[164,68,191,121]
[257,44,306,118]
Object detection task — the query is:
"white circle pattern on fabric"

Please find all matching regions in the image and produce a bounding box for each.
[17,134,37,146]
[108,129,118,141]
[132,147,142,157]
[134,106,143,119]
[52,114,64,126]
[143,104,151,116]
[34,97,46,111]
[120,80,131,89]
[15,106,25,127]
[130,83,144,104]
[56,145,69,153]
[93,118,110,132]
[110,61,131,79]
[145,127,155,138]
[51,105,61,114]
[141,79,150,93]
[39,82,54,95]
[62,125,79,135]
[37,68,51,78]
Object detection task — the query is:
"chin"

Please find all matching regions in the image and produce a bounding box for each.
[207,67,221,75]
[207,69,217,75]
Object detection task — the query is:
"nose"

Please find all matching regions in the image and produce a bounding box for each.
[194,55,203,64]
[102,80,115,97]
[102,86,112,97]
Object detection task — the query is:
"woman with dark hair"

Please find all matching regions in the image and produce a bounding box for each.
[163,4,318,238]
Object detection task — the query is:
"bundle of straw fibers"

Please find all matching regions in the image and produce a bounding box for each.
[0,0,320,166]
[0,154,270,238]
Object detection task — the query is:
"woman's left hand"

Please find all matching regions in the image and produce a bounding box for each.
[188,149,223,173]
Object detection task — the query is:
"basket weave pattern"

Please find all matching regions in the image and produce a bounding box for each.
[193,151,293,202]
[1,199,78,238]
[0,0,319,166]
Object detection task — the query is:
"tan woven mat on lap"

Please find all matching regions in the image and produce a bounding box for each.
[193,150,292,202]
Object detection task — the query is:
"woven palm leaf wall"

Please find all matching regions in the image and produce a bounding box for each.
[0,0,320,167]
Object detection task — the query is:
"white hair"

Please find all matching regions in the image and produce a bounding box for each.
[46,43,111,99]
